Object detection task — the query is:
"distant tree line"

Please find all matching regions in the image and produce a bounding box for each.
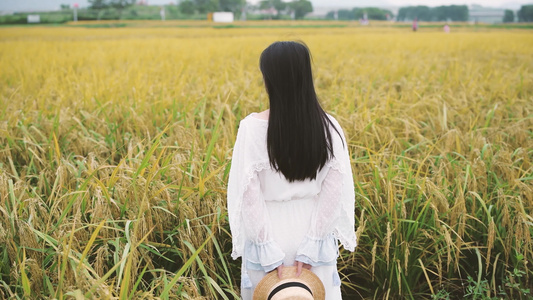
[89,0,149,19]
[396,5,468,22]
[503,9,514,23]
[89,0,136,11]
[500,5,533,23]
[4,0,533,23]
[517,5,533,22]
[396,4,533,23]
[325,7,393,20]
[178,0,246,17]
[87,0,246,18]
[87,0,313,20]
[178,0,314,19]
[257,0,313,20]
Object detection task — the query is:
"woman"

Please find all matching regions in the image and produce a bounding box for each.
[227,41,357,299]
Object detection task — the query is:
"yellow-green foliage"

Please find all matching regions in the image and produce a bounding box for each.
[0,22,532,299]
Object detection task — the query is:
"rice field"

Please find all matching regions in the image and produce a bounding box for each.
[0,21,532,299]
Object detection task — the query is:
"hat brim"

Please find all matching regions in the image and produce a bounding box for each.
[253,266,325,300]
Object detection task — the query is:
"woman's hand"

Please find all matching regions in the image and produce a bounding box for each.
[276,264,284,279]
[295,261,312,277]
[274,261,311,279]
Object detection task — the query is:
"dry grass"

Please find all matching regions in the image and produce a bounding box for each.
[0,22,532,299]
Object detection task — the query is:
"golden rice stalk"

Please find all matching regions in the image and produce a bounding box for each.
[385,222,391,267]
[486,217,495,272]
[371,240,377,281]
[404,242,410,275]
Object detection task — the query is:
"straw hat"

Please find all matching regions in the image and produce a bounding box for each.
[253,266,325,300]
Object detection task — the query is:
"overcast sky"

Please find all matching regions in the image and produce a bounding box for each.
[0,0,529,12]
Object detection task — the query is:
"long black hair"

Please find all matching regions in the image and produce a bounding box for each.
[260,41,341,182]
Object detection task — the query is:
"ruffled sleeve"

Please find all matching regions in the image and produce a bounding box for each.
[241,174,285,272]
[227,117,282,269]
[295,168,343,266]
[295,117,357,266]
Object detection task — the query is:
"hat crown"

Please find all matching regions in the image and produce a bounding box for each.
[269,281,313,300]
[253,266,325,300]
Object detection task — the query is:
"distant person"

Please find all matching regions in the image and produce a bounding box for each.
[227,41,357,300]
[412,18,418,31]
[160,6,165,21]
[444,24,450,33]
[360,12,369,25]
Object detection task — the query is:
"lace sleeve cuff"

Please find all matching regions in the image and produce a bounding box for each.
[245,240,285,272]
[295,234,339,267]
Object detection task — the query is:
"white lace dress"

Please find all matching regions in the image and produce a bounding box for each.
[227,113,357,300]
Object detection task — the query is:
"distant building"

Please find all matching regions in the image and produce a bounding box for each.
[307,6,346,18]
[213,12,234,22]
[27,15,40,23]
[469,5,506,23]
